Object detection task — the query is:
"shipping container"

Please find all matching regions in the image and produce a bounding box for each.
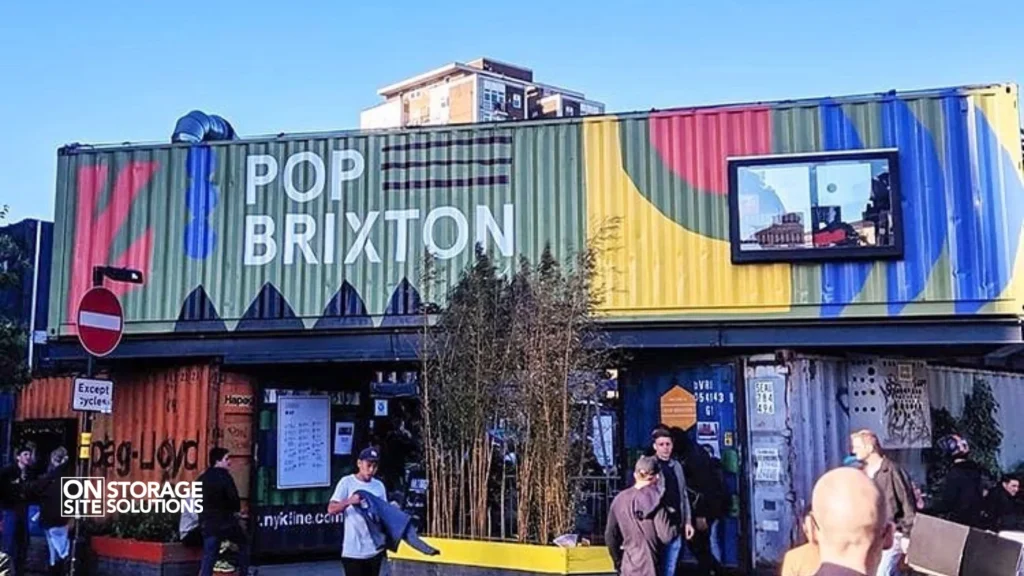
[15,363,255,490]
[621,362,744,568]
[47,83,1024,338]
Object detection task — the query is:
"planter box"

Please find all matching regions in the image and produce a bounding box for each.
[389,537,614,576]
[89,536,207,576]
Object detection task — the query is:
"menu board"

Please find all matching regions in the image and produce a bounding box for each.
[276,396,331,489]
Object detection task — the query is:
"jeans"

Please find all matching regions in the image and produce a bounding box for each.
[1,509,28,576]
[661,535,682,576]
[199,522,250,576]
[341,552,385,576]
[44,526,70,566]
[876,539,904,576]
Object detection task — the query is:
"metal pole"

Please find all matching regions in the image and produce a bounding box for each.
[69,271,102,576]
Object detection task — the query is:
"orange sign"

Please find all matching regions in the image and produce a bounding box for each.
[660,386,697,431]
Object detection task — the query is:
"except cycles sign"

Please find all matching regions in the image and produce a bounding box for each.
[72,378,113,414]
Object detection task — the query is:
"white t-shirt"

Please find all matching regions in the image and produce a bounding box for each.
[330,474,388,559]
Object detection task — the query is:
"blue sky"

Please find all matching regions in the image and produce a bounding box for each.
[1,0,1021,222]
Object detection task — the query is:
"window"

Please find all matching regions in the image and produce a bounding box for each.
[512,93,522,109]
[727,149,903,264]
[564,107,575,116]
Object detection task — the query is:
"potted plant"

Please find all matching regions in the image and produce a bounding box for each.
[86,512,207,575]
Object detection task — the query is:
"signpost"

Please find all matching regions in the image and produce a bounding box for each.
[68,266,142,576]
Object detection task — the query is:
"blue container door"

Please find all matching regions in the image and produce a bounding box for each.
[622,363,743,568]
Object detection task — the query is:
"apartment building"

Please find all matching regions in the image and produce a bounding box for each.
[360,57,605,129]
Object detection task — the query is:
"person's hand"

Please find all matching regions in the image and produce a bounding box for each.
[348,494,362,506]
[695,517,708,532]
[684,523,695,540]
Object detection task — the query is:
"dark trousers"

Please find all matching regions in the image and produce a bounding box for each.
[2,509,29,576]
[199,521,250,576]
[686,527,719,576]
[341,552,385,576]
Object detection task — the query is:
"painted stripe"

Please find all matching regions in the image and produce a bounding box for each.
[382,175,509,191]
[381,136,512,152]
[381,158,512,170]
[79,311,122,332]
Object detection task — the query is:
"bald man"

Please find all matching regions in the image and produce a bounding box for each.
[809,468,894,576]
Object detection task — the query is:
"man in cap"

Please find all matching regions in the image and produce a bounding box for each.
[328,447,389,576]
[605,456,678,576]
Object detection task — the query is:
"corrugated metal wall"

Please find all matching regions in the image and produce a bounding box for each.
[928,365,1024,471]
[785,357,851,513]
[47,84,1024,337]
[16,363,255,486]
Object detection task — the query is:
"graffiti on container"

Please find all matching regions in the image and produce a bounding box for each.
[881,374,931,447]
[90,431,201,479]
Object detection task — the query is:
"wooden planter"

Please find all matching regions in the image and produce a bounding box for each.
[89,536,207,576]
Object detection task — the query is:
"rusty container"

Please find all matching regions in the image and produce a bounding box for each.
[16,363,255,496]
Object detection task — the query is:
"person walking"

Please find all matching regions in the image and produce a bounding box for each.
[32,447,72,576]
[0,442,36,576]
[196,447,251,576]
[605,456,679,576]
[328,447,389,576]
[810,468,894,576]
[849,430,914,576]
[649,428,693,576]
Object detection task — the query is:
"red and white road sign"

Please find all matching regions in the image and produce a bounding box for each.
[77,287,124,357]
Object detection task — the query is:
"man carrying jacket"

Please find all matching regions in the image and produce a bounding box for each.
[650,428,693,576]
[850,430,914,576]
[605,456,679,576]
[328,447,389,576]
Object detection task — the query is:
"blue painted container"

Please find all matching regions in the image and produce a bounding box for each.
[622,362,742,568]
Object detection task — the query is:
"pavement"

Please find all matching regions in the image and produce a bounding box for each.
[255,560,344,575]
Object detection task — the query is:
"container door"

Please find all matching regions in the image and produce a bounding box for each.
[743,361,794,571]
[621,362,744,568]
[252,386,362,561]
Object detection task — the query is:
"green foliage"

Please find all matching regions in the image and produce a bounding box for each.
[924,376,1004,498]
[0,205,30,392]
[97,512,180,543]
[960,377,1003,477]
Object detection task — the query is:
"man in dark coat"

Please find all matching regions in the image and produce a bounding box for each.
[933,435,987,528]
[196,447,250,576]
[850,430,914,576]
[0,442,36,576]
[981,474,1022,532]
[605,456,678,576]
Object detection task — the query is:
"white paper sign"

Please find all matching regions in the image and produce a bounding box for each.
[277,396,331,489]
[334,422,354,456]
[754,447,781,483]
[72,378,113,413]
[374,399,389,417]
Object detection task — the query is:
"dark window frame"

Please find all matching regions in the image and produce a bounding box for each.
[727,148,904,264]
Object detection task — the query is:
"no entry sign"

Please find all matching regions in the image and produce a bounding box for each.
[77,287,124,357]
